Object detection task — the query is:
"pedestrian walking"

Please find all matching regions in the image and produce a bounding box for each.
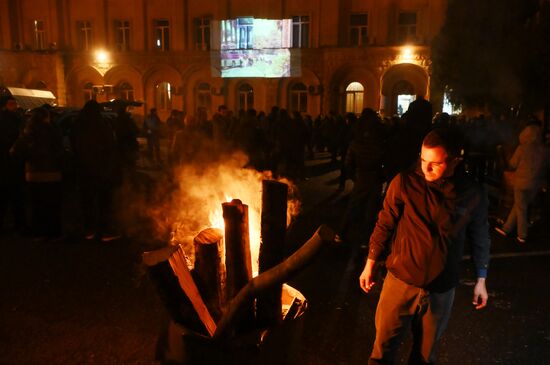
[495,122,550,243]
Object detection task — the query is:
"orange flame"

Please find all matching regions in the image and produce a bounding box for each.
[168,152,300,276]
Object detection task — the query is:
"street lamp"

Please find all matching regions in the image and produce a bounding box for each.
[400,46,414,62]
[94,49,110,63]
[92,49,112,76]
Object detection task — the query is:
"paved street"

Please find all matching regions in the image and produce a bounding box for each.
[1,153,550,365]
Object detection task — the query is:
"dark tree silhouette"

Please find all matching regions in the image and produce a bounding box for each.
[431,0,549,117]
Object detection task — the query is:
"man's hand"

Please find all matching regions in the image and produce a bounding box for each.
[359,258,377,293]
[472,277,488,309]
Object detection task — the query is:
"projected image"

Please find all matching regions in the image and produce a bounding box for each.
[221,49,291,77]
[211,17,299,78]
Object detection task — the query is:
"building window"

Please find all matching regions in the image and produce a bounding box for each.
[350,13,368,46]
[156,82,172,110]
[83,82,95,101]
[196,82,212,110]
[238,83,254,111]
[194,17,211,50]
[115,20,130,51]
[289,83,308,113]
[397,12,417,44]
[345,82,364,114]
[117,82,134,101]
[292,16,309,48]
[34,20,46,50]
[237,17,253,49]
[77,20,92,51]
[154,19,170,51]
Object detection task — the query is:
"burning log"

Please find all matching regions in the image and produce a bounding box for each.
[222,199,254,332]
[257,180,288,327]
[193,228,225,320]
[214,224,336,339]
[222,199,253,300]
[143,245,217,337]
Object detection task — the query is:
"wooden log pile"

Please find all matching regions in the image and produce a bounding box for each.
[143,179,336,343]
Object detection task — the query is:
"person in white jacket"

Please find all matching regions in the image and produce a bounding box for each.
[496,122,550,243]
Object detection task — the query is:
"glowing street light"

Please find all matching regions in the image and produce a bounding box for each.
[400,46,414,62]
[94,49,110,64]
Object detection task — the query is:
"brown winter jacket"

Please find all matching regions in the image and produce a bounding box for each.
[367,166,490,292]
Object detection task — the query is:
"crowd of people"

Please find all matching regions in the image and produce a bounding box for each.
[1,93,549,364]
[1,95,548,247]
[0,97,138,241]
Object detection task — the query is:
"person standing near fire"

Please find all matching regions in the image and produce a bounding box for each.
[359,128,490,364]
[143,108,162,166]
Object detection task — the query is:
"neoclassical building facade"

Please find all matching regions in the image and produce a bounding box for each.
[0,0,447,121]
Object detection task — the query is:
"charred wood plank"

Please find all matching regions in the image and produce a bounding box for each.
[143,245,217,337]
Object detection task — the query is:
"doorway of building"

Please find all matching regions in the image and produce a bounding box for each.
[397,94,416,116]
[392,80,415,116]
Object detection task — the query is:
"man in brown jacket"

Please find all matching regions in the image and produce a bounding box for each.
[359,128,490,364]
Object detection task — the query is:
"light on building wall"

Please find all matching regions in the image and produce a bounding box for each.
[94,49,110,64]
[91,49,112,76]
[400,46,414,62]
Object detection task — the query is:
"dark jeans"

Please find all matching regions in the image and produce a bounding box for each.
[28,182,62,238]
[369,272,455,365]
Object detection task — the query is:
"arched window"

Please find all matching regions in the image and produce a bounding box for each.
[238,83,253,111]
[156,82,172,111]
[196,82,212,111]
[345,82,364,114]
[118,82,134,101]
[83,82,94,101]
[289,82,307,113]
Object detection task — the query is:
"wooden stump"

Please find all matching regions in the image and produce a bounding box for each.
[222,199,254,331]
[193,228,225,319]
[222,199,252,300]
[257,180,288,327]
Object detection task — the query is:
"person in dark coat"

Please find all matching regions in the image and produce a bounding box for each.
[10,107,64,240]
[143,108,162,165]
[111,100,139,172]
[71,100,121,241]
[0,96,26,234]
[384,97,433,182]
[339,108,385,244]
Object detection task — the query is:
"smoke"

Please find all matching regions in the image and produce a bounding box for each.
[127,148,300,273]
